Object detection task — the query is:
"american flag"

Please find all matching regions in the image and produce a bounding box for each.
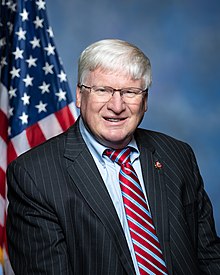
[0,0,77,272]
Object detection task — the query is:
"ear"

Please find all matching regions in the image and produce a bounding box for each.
[76,86,82,108]
[144,92,148,112]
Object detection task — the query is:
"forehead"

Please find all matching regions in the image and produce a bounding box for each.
[85,69,144,88]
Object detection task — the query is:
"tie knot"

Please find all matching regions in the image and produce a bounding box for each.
[104,147,131,166]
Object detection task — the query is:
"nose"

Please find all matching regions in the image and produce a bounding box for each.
[106,91,126,113]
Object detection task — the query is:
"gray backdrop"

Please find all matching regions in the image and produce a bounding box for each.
[46,0,220,233]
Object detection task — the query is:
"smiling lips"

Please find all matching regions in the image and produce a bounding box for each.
[105,117,127,122]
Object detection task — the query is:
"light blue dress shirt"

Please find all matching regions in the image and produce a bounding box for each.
[79,118,148,275]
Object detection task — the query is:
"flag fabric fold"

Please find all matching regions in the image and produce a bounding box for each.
[0,0,77,273]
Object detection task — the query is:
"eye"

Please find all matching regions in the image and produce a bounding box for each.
[122,89,138,98]
[125,90,136,94]
[94,87,107,93]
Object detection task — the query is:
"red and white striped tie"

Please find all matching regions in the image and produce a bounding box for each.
[105,147,168,275]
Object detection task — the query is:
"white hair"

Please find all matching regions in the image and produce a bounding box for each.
[77,39,152,89]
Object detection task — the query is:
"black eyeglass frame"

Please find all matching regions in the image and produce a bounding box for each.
[78,84,148,98]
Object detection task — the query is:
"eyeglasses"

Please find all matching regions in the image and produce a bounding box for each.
[78,84,148,103]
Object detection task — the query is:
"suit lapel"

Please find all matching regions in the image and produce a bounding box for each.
[136,131,173,274]
[63,120,135,275]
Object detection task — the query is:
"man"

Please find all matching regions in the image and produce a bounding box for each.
[7,39,220,274]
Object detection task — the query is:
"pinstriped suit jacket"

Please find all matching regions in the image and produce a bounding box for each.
[6,119,220,274]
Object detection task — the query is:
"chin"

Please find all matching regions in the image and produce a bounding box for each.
[102,135,131,148]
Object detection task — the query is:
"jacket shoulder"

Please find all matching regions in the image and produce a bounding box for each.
[135,128,194,159]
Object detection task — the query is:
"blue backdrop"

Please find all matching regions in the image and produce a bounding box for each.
[46,0,220,234]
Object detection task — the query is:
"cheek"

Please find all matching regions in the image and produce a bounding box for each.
[130,102,146,126]
[78,94,92,114]
[133,101,147,117]
[80,98,103,124]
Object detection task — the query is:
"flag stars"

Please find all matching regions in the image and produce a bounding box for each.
[6,1,12,8]
[33,16,44,29]
[44,43,55,56]
[0,37,6,47]
[58,70,67,82]
[47,26,54,38]
[8,2,16,12]
[16,27,26,40]
[35,101,47,113]
[23,74,34,87]
[1,57,7,67]
[8,107,14,117]
[1,0,76,137]
[12,47,24,60]
[39,81,50,94]
[26,55,37,68]
[36,0,46,10]
[10,66,20,79]
[9,87,17,98]
[21,92,30,105]
[55,89,66,101]
[20,8,29,21]
[30,36,41,49]
[19,112,28,125]
[7,22,13,33]
[43,62,54,75]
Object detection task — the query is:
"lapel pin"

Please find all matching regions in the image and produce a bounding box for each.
[154,161,163,169]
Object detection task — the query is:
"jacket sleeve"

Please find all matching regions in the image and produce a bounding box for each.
[189,145,220,274]
[6,160,73,275]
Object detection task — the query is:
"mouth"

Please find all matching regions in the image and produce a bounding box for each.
[104,117,126,122]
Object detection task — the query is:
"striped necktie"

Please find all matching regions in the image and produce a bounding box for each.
[105,147,168,275]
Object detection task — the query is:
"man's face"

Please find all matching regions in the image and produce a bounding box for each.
[76,69,148,149]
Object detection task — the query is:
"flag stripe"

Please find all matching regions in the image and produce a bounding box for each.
[0,137,7,171]
[0,196,5,227]
[0,83,8,116]
[68,101,78,119]
[38,113,63,139]
[55,104,76,131]
[0,169,6,199]
[7,141,17,166]
[26,123,46,148]
[0,111,8,143]
[10,131,31,157]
